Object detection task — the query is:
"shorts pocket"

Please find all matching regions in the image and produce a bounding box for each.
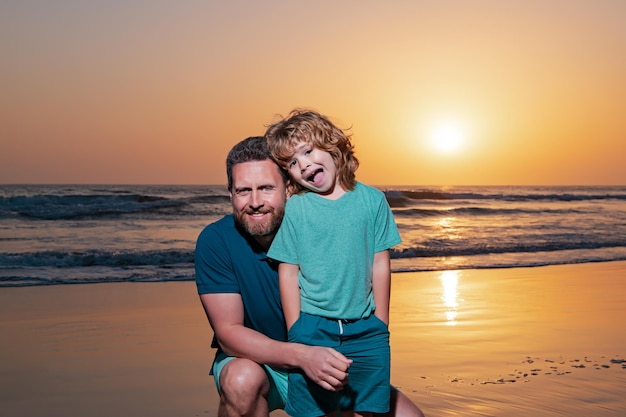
[370,314,390,330]
[287,313,304,342]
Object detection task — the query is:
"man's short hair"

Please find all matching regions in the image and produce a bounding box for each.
[226,136,289,190]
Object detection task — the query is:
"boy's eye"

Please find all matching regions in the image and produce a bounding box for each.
[288,160,296,168]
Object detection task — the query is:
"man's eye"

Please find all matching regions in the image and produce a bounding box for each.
[236,190,250,196]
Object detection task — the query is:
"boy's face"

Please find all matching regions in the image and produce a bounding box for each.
[285,141,342,197]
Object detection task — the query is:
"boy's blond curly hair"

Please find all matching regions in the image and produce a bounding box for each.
[265,108,359,195]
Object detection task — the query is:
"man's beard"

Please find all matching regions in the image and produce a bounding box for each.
[234,206,284,237]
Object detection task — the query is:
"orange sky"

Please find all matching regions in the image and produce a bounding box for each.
[2,1,625,186]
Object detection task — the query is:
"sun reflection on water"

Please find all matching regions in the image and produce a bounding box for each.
[439,270,460,325]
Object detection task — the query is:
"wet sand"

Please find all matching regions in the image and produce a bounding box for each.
[389,261,626,416]
[1,261,625,416]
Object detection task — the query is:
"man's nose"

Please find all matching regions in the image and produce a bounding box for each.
[249,190,263,209]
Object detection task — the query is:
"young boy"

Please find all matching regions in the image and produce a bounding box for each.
[265,109,402,417]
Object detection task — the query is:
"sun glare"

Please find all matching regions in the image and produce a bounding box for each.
[429,122,465,153]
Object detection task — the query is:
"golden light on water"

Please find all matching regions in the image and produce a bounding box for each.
[436,216,460,240]
[439,270,460,326]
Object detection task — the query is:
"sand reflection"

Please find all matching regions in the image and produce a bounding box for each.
[438,270,461,325]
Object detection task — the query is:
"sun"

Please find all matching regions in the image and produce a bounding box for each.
[429,121,465,153]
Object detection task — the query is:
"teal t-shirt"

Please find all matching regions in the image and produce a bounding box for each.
[195,215,287,345]
[267,182,401,319]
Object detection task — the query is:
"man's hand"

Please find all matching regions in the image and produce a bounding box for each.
[298,345,352,391]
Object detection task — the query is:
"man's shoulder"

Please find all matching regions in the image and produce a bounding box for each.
[197,215,237,243]
[206,214,235,229]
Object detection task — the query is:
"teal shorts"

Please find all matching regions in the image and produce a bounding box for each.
[286,312,391,416]
[211,351,288,412]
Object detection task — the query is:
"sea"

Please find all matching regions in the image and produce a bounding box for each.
[1,184,625,287]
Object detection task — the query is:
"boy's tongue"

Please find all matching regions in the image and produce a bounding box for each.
[309,169,324,186]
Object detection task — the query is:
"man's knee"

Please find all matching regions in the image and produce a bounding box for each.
[219,358,270,402]
[384,389,425,417]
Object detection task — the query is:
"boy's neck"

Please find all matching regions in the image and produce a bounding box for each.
[315,182,348,200]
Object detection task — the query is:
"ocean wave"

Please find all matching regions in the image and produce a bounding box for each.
[0,193,229,220]
[391,240,626,258]
[391,250,626,273]
[0,249,193,268]
[0,267,195,287]
[384,189,626,206]
[392,206,591,217]
[3,249,626,288]
[3,238,625,270]
[2,184,625,287]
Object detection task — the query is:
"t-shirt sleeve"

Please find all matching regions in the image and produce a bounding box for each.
[267,200,300,265]
[194,225,240,295]
[374,191,402,252]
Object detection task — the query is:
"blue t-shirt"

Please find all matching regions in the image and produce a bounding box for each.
[267,182,401,319]
[195,215,287,345]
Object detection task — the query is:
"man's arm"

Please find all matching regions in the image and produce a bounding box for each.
[372,250,391,325]
[199,292,352,391]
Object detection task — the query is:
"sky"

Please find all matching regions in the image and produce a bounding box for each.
[1,0,625,186]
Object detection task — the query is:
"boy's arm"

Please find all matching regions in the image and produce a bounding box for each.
[372,249,391,325]
[278,262,301,330]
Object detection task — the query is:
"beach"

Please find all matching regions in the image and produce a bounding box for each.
[1,261,625,416]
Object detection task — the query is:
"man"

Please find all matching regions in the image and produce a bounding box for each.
[195,136,425,417]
